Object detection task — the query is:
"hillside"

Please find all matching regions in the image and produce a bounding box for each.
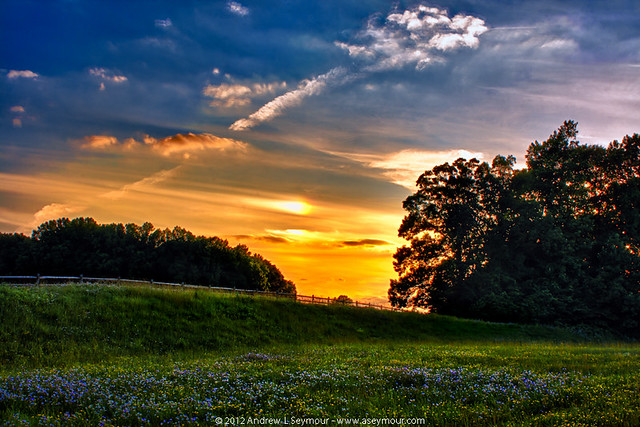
[1,283,591,369]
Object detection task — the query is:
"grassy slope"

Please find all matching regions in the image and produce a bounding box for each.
[1,283,588,369]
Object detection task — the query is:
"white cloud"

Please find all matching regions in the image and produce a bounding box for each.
[227,1,249,16]
[89,67,128,89]
[203,81,287,108]
[155,18,172,28]
[340,5,488,71]
[230,4,488,130]
[230,67,355,131]
[332,148,485,189]
[7,70,39,79]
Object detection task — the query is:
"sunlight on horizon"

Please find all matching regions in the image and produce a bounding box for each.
[276,201,313,215]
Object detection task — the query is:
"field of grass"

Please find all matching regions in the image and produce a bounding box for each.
[1,284,639,425]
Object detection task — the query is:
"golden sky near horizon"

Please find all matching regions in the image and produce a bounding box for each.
[2,132,477,303]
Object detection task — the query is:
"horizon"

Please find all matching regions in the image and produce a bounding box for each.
[1,0,639,303]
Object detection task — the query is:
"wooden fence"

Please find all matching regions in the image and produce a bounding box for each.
[0,275,401,312]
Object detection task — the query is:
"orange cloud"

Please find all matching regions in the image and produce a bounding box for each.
[148,133,248,157]
[81,132,248,159]
[30,203,86,231]
[83,135,119,149]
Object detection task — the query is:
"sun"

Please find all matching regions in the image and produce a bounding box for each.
[276,201,312,215]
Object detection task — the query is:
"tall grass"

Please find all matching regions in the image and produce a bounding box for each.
[1,283,584,369]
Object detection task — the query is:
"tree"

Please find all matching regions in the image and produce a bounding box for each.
[388,156,512,311]
[1,218,296,294]
[333,295,353,305]
[389,122,640,337]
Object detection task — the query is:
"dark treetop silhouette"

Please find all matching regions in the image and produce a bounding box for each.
[389,121,640,337]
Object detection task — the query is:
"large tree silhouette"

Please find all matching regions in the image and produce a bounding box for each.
[390,122,640,336]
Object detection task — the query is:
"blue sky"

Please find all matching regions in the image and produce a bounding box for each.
[1,0,639,300]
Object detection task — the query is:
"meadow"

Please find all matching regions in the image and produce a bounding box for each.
[1,284,639,426]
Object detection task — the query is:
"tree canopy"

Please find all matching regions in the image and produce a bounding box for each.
[0,218,296,294]
[389,121,640,337]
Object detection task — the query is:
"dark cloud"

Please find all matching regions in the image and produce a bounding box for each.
[341,239,391,247]
[232,234,291,244]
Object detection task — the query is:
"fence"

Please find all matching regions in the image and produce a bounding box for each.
[0,275,401,313]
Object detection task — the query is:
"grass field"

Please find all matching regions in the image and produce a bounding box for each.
[1,284,639,425]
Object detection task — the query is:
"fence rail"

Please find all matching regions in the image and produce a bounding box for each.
[0,275,401,312]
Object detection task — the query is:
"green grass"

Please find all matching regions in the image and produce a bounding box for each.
[1,284,639,425]
[0,283,584,369]
[1,343,639,425]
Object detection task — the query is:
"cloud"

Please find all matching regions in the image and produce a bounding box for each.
[10,105,26,128]
[148,133,248,157]
[230,67,355,130]
[341,239,392,247]
[233,234,292,244]
[89,67,128,89]
[7,70,39,79]
[31,203,85,230]
[230,4,488,130]
[83,135,119,149]
[204,81,287,108]
[339,5,488,72]
[81,132,248,159]
[102,166,182,200]
[245,199,313,216]
[332,148,485,189]
[227,1,249,16]
[155,18,172,28]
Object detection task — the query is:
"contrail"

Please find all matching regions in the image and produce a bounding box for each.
[230,67,355,131]
[230,4,488,131]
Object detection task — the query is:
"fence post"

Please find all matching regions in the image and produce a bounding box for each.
[80,274,83,284]
[36,274,41,285]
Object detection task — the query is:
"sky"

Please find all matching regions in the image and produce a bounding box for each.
[1,0,639,303]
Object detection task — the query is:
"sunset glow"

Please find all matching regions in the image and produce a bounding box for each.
[2,0,639,303]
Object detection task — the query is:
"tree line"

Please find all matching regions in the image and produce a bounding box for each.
[0,218,296,294]
[390,121,640,337]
